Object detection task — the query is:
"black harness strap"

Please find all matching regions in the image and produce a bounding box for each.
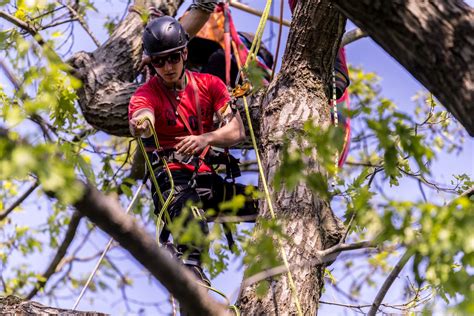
[155,72,243,251]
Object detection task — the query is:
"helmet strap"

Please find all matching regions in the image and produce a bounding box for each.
[179,51,187,80]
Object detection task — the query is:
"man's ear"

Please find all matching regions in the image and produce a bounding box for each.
[182,48,188,61]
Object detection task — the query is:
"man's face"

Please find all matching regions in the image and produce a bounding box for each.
[151,48,187,85]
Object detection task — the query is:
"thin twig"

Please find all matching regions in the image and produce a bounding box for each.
[367,248,414,315]
[0,58,21,90]
[341,28,367,46]
[342,211,356,242]
[39,18,78,30]
[238,240,376,295]
[418,179,427,202]
[26,211,83,299]
[320,298,426,313]
[0,181,40,221]
[398,167,456,193]
[59,0,101,47]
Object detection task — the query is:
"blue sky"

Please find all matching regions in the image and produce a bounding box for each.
[1,0,473,315]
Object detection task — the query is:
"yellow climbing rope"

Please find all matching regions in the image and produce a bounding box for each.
[238,1,303,314]
[135,116,174,244]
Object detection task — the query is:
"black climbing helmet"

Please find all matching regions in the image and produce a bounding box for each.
[143,16,189,57]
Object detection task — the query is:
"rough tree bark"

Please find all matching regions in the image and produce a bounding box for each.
[0,295,106,316]
[237,1,346,315]
[332,0,474,136]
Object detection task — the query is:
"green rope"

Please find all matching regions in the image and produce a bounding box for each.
[239,0,303,314]
[136,117,174,245]
[198,282,240,315]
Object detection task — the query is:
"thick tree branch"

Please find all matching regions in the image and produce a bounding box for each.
[0,181,39,221]
[239,0,347,313]
[0,296,106,315]
[26,211,83,300]
[73,182,229,316]
[332,0,474,136]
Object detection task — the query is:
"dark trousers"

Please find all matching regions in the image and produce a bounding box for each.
[151,168,258,261]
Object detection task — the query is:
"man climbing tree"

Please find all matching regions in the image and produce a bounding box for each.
[1,0,473,315]
[128,15,257,287]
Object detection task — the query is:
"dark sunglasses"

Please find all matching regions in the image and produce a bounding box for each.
[151,52,182,68]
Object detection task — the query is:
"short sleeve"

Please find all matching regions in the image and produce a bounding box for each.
[128,84,156,120]
[208,75,230,113]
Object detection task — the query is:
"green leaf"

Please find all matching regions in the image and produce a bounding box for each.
[120,184,133,198]
[77,154,96,185]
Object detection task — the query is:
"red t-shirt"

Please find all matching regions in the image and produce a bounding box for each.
[129,70,230,173]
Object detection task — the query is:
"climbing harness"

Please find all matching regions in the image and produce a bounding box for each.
[72,179,147,310]
[74,3,302,313]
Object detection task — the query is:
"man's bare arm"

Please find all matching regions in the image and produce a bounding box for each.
[206,105,246,147]
[175,105,245,155]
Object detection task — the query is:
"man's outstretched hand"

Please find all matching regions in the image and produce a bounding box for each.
[130,116,152,137]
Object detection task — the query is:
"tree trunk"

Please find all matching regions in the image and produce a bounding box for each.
[238,1,345,315]
[332,0,474,136]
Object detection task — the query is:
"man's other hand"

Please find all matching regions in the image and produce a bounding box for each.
[175,135,210,155]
